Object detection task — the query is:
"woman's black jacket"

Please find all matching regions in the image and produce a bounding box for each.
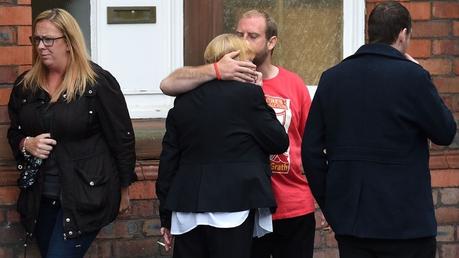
[7,63,137,238]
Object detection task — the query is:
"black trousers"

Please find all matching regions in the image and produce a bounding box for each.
[336,235,436,258]
[173,211,255,258]
[251,213,316,258]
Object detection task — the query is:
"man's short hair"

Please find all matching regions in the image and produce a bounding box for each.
[240,9,278,40]
[368,2,412,44]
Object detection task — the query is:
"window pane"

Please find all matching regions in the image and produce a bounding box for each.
[223,0,343,85]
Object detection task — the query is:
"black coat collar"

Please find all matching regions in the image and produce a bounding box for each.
[345,43,410,62]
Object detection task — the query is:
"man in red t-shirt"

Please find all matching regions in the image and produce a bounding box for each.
[160,10,316,258]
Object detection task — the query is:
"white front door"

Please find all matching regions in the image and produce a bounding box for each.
[91,0,183,118]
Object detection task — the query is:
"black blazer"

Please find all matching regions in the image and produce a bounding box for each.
[156,80,289,228]
[301,43,456,239]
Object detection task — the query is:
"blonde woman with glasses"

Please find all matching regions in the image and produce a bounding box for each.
[7,8,136,257]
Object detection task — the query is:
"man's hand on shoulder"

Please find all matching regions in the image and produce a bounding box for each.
[218,51,259,83]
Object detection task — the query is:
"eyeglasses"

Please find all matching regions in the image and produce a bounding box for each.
[29,36,65,47]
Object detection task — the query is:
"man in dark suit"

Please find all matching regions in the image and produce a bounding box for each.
[301,2,456,258]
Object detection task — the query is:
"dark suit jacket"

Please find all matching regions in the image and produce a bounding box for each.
[156,80,289,228]
[301,43,456,239]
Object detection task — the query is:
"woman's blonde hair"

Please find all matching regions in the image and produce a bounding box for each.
[204,33,254,64]
[22,8,95,102]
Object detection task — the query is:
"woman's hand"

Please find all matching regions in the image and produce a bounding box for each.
[254,71,263,86]
[119,187,130,213]
[160,227,173,252]
[24,133,57,159]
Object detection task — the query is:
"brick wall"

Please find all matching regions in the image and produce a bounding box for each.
[0,1,458,258]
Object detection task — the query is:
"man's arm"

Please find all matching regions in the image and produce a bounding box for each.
[160,51,259,96]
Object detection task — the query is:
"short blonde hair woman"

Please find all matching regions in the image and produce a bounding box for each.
[204,33,255,64]
[156,33,288,258]
[8,8,136,257]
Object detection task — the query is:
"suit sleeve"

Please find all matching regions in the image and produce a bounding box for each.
[248,86,289,154]
[411,70,456,145]
[301,75,328,209]
[156,108,180,229]
[95,69,137,187]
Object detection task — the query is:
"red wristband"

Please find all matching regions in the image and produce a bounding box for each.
[213,63,222,80]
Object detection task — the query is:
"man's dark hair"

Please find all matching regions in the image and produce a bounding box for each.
[368,2,412,44]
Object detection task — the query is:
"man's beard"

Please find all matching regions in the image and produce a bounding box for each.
[252,48,269,66]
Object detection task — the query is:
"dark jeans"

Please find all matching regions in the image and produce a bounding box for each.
[35,198,99,258]
[251,212,316,258]
[335,235,437,258]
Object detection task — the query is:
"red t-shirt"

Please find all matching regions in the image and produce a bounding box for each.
[262,67,315,220]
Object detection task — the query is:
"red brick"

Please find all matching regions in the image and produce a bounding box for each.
[85,240,112,258]
[18,65,31,75]
[98,220,143,239]
[401,2,431,21]
[431,155,449,169]
[431,170,459,187]
[112,239,156,257]
[446,153,459,169]
[17,0,31,4]
[0,106,10,125]
[0,88,12,106]
[433,2,459,19]
[435,207,459,224]
[434,77,459,94]
[118,200,154,219]
[0,186,19,205]
[17,26,31,46]
[6,209,19,223]
[142,218,161,236]
[0,26,16,45]
[451,94,459,112]
[129,181,155,200]
[433,40,459,56]
[412,21,451,38]
[0,46,32,65]
[0,7,31,26]
[407,39,431,58]
[142,164,158,180]
[419,58,452,76]
[453,21,459,37]
[455,58,459,75]
[0,66,17,84]
[440,244,459,258]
